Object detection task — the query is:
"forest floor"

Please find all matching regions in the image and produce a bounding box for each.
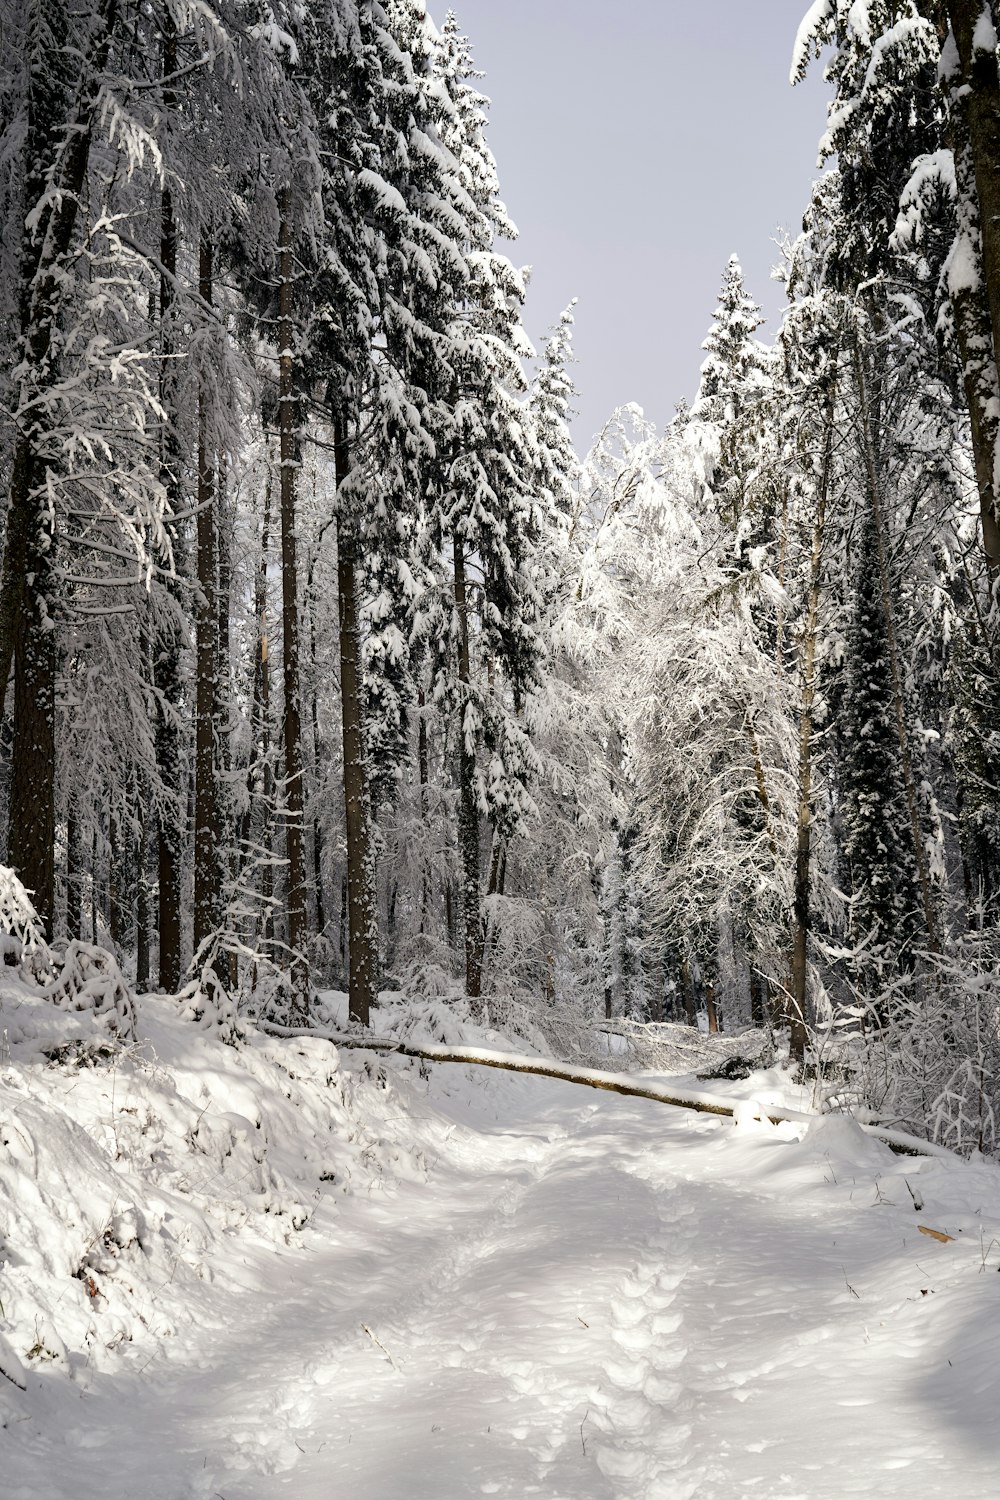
[1,989,999,1498]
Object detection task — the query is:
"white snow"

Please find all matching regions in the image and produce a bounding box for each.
[790,0,834,85]
[946,232,984,297]
[939,27,961,82]
[973,4,998,57]
[862,18,938,99]
[2,986,999,1497]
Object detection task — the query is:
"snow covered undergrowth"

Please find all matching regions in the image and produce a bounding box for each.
[1,984,999,1497]
[0,985,422,1415]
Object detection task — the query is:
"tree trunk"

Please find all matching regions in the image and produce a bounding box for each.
[154,19,184,993]
[109,809,125,953]
[417,687,430,933]
[445,879,456,952]
[774,476,791,662]
[334,418,376,1026]
[748,970,764,1028]
[307,558,326,939]
[90,822,99,946]
[8,539,56,936]
[277,198,310,1020]
[789,361,838,1066]
[681,956,697,1027]
[216,463,237,989]
[0,0,120,704]
[262,1020,949,1158]
[193,233,219,961]
[247,476,275,956]
[481,832,509,991]
[650,957,665,1025]
[852,335,940,954]
[705,981,719,1035]
[946,2,1000,411]
[136,793,150,990]
[453,537,484,998]
[66,792,83,940]
[940,40,1000,567]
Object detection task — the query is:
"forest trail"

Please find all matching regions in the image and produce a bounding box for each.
[6,1066,1000,1500]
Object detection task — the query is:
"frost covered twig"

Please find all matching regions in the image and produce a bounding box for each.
[360,1324,400,1372]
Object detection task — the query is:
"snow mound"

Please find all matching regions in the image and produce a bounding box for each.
[796,1111,897,1170]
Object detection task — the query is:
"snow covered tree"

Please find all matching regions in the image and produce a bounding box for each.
[0,0,170,933]
[530,300,580,531]
[406,11,543,1001]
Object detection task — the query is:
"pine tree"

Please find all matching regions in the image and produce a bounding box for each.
[530,301,580,530]
[692,255,771,547]
[426,12,543,1000]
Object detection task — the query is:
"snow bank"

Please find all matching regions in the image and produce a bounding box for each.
[0,977,419,1407]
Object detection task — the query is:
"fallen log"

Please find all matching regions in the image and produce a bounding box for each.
[258,1021,955,1161]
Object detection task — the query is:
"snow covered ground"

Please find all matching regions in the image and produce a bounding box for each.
[2,985,1000,1498]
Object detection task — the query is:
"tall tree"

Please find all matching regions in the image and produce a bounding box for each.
[275,195,310,1019]
[193,234,220,960]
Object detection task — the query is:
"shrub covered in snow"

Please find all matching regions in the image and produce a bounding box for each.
[830,929,1000,1156]
[177,966,244,1045]
[0,865,46,971]
[39,941,138,1041]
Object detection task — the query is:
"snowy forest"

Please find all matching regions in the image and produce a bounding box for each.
[5,0,1000,1143]
[2,1,1000,1493]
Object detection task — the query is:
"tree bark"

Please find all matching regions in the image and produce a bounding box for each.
[277,197,310,1020]
[852,336,941,954]
[193,233,219,960]
[417,686,430,933]
[445,878,457,952]
[453,537,484,998]
[155,16,184,993]
[681,956,697,1027]
[216,463,237,989]
[109,809,125,953]
[8,535,56,935]
[946,2,1000,409]
[789,361,838,1065]
[250,480,275,954]
[334,417,376,1026]
[307,556,326,940]
[90,822,99,945]
[66,790,83,940]
[0,0,120,704]
[135,792,150,990]
[481,831,507,986]
[749,970,765,1028]
[939,32,1000,567]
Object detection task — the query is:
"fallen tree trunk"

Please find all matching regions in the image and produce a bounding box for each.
[258,1022,953,1161]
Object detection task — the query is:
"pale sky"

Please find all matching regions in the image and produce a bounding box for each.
[447,1,831,449]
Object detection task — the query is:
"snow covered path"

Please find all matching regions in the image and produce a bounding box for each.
[6,1063,1000,1499]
